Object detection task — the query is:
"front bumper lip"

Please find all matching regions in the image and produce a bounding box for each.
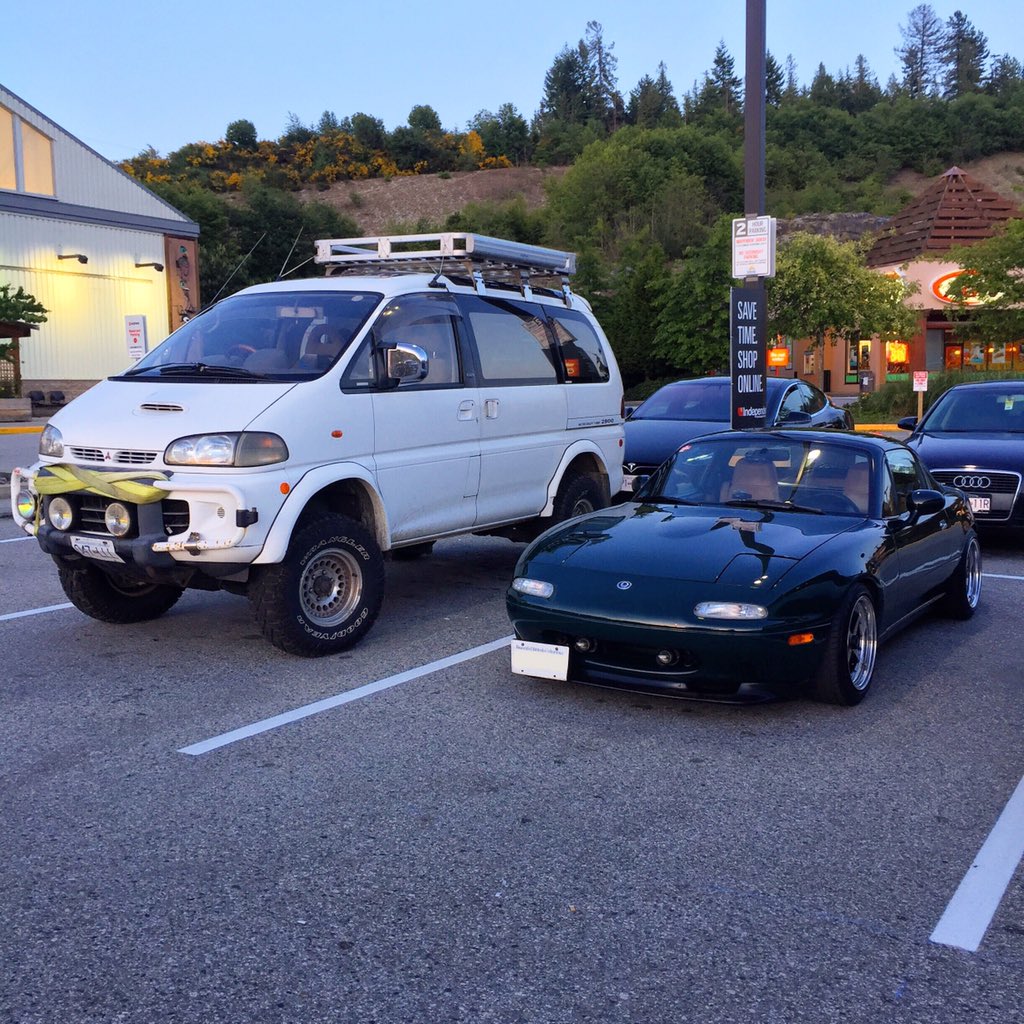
[35,523,179,570]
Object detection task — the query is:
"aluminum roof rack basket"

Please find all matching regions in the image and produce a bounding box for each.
[313,232,577,300]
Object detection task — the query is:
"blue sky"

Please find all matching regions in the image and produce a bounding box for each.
[6,0,1022,161]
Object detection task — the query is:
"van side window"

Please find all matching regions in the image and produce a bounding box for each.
[460,296,558,386]
[549,311,611,383]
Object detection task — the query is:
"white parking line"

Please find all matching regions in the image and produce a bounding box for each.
[178,634,514,756]
[983,572,1024,581]
[931,775,1024,952]
[0,535,34,543]
[0,602,73,622]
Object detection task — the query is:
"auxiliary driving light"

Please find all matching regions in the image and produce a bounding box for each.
[47,496,74,531]
[16,487,36,520]
[573,637,596,653]
[104,501,132,537]
[656,649,679,666]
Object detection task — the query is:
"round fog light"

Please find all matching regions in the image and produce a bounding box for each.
[47,496,74,531]
[656,649,679,666]
[573,637,596,653]
[104,502,132,537]
[16,487,36,520]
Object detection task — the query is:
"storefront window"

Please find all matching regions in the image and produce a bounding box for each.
[885,340,909,379]
[964,342,985,369]
[944,345,963,370]
[845,338,872,384]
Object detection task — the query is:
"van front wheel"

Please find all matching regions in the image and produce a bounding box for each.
[250,514,385,657]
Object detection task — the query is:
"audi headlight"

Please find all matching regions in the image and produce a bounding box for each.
[694,601,767,620]
[165,432,288,467]
[39,424,64,458]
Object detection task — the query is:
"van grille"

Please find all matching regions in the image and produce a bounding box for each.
[68,446,158,465]
[70,495,190,537]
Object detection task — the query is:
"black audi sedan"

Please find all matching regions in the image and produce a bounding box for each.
[899,379,1024,532]
[622,376,853,492]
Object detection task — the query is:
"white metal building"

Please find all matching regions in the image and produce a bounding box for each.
[0,84,199,400]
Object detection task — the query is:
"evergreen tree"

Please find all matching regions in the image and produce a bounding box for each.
[627,63,682,127]
[541,44,593,125]
[896,4,946,97]
[784,55,801,101]
[584,21,624,131]
[941,10,989,98]
[985,54,1024,97]
[766,52,785,106]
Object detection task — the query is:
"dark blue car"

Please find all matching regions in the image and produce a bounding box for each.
[900,379,1024,532]
[622,376,853,491]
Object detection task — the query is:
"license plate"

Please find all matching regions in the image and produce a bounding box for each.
[621,474,636,492]
[968,496,990,513]
[70,535,124,563]
[511,639,569,681]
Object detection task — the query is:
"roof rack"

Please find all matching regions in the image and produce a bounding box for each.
[313,232,577,302]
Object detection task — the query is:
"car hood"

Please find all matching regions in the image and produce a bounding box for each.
[906,431,1024,473]
[623,417,729,468]
[525,501,853,589]
[47,378,298,451]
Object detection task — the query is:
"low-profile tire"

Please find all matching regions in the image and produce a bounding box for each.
[56,561,182,624]
[249,514,385,657]
[811,583,878,706]
[940,535,982,620]
[551,472,607,525]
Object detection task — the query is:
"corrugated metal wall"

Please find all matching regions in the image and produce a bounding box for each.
[1,212,171,380]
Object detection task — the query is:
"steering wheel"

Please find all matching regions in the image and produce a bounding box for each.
[225,344,256,365]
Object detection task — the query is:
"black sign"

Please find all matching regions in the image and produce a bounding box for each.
[729,284,767,429]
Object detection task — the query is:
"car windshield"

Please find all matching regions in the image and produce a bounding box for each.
[923,387,1024,432]
[632,381,731,421]
[636,436,874,516]
[118,290,382,382]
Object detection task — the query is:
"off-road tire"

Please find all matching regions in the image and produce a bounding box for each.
[811,583,878,706]
[56,561,182,624]
[551,472,607,525]
[249,514,385,657]
[940,535,982,620]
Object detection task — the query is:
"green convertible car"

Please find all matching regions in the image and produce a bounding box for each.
[507,430,981,705]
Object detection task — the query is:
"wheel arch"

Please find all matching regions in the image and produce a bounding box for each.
[540,442,614,517]
[254,464,390,563]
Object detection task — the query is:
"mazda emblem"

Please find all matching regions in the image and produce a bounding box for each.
[616,580,632,590]
[953,474,991,490]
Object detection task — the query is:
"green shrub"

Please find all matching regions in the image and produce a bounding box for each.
[849,369,1024,422]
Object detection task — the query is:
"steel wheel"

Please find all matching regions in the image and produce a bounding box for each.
[299,547,364,627]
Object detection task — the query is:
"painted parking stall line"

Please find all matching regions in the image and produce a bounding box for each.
[931,775,1024,952]
[982,572,1024,581]
[0,602,73,622]
[179,635,514,756]
[0,536,35,544]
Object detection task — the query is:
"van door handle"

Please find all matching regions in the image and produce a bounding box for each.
[457,400,476,421]
[485,399,500,419]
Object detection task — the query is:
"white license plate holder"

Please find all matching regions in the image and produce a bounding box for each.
[621,474,636,492]
[511,639,569,681]
[968,496,991,513]
[70,535,124,563]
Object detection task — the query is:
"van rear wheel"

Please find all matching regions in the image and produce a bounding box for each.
[250,514,385,657]
[552,472,606,525]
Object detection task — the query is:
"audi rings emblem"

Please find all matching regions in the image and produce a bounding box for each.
[953,474,991,489]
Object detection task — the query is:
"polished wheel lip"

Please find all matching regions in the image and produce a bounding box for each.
[300,548,362,626]
[847,594,877,692]
[965,539,983,608]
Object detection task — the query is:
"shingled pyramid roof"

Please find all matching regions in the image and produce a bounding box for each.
[865,166,1020,268]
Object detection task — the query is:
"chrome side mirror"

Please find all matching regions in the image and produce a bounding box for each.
[385,343,429,383]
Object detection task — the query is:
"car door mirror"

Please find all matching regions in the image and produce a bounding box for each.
[906,488,944,516]
[384,343,429,384]
[897,416,918,431]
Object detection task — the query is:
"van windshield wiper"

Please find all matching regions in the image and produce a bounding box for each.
[125,362,267,380]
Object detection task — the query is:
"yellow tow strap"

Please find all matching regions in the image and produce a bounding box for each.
[34,464,170,505]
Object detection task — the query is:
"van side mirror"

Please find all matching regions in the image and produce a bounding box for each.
[383,343,429,385]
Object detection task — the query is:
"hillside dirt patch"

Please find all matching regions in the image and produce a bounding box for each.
[889,152,1024,205]
[298,165,568,235]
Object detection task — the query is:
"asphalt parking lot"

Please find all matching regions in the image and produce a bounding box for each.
[1,471,1023,1024]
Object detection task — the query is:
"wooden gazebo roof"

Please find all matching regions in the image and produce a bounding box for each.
[865,166,1020,268]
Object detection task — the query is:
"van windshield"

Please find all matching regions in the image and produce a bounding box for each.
[118,291,382,381]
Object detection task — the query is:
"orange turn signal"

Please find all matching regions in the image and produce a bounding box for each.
[280,482,290,494]
[787,632,814,646]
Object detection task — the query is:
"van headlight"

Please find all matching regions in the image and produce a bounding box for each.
[39,424,64,457]
[165,432,289,467]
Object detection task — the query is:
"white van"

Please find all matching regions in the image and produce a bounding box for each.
[11,234,623,655]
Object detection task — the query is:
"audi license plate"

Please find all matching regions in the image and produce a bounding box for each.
[968,496,990,513]
[70,535,124,563]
